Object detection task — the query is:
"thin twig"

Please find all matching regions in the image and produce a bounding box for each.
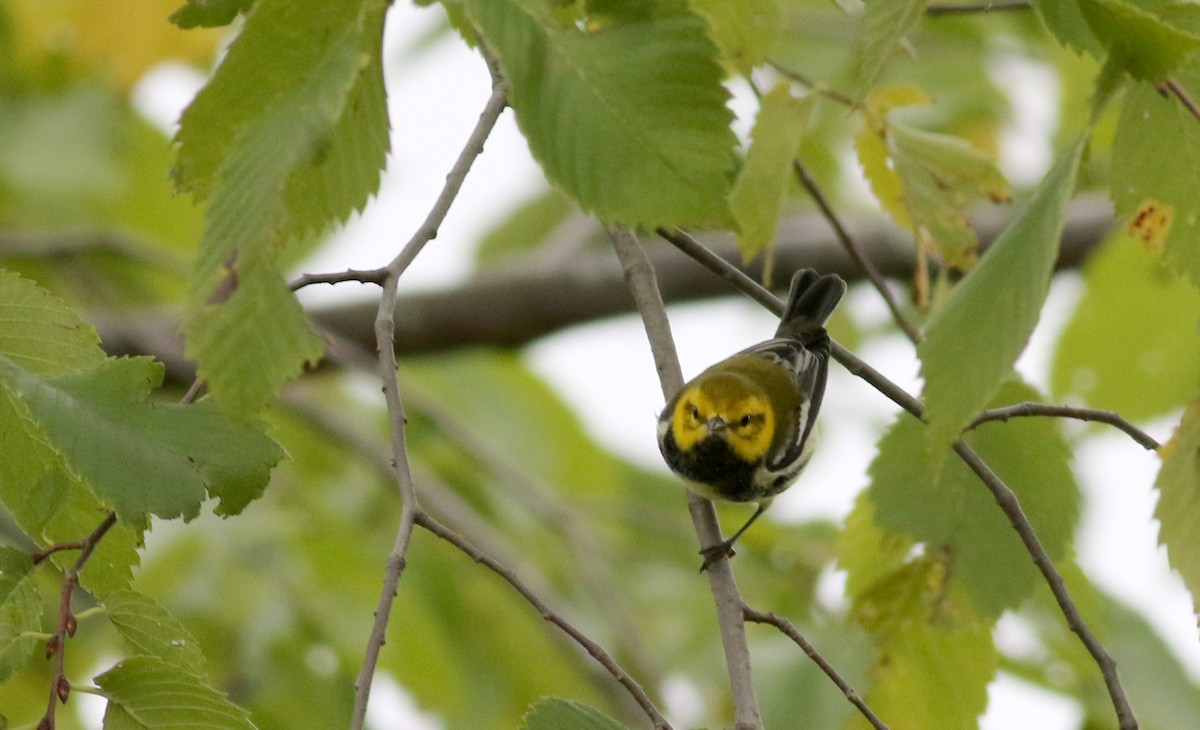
[950,443,1137,729]
[970,402,1160,450]
[1160,78,1200,127]
[38,512,118,730]
[767,64,859,110]
[790,158,922,344]
[289,267,387,291]
[416,511,673,730]
[743,607,888,730]
[350,70,509,730]
[926,1,1031,14]
[608,225,763,730]
[658,227,1138,730]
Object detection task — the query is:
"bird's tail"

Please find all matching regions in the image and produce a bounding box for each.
[774,269,847,342]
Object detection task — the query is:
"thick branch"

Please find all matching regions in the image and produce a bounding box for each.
[92,196,1113,370]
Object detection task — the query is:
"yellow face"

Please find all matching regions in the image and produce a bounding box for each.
[670,374,775,463]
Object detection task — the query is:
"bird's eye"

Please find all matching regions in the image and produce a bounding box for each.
[739,414,753,428]
[686,402,701,420]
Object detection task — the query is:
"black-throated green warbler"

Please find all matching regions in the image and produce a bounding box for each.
[657,269,846,570]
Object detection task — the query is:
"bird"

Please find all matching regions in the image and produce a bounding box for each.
[657,269,846,571]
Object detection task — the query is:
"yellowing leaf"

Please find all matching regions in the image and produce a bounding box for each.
[1126,198,1175,252]
[855,125,911,228]
[848,560,997,730]
[7,0,224,91]
[691,0,782,73]
[864,84,933,118]
[730,83,811,265]
[1051,234,1200,421]
[1112,67,1200,287]
[889,123,1012,269]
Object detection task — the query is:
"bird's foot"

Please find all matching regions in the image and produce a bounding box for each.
[698,540,736,572]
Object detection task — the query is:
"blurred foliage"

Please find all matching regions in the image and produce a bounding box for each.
[0,1,1199,729]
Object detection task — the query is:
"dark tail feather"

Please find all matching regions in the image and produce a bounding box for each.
[774,269,847,341]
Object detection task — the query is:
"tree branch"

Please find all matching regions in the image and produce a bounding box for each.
[415,511,673,730]
[657,228,1139,730]
[37,512,118,730]
[969,402,1160,450]
[607,225,763,730]
[350,68,509,730]
[790,157,921,344]
[89,196,1113,371]
[742,606,888,730]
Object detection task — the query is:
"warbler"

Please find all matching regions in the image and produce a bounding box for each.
[657,269,846,571]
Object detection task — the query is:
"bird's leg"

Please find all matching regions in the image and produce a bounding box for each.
[699,502,769,572]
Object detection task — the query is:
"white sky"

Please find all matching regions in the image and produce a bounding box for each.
[129,4,1200,729]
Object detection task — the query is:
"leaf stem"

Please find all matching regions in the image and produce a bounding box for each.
[789,158,922,344]
[1159,78,1200,128]
[743,606,888,730]
[416,511,674,730]
[969,402,1159,450]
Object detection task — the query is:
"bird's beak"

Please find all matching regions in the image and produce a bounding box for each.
[706,416,728,434]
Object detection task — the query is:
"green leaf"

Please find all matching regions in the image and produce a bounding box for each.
[0,355,284,521]
[867,380,1081,619]
[691,0,782,73]
[0,548,39,682]
[466,0,737,228]
[887,122,1012,269]
[849,562,997,730]
[1076,0,1200,80]
[402,351,624,499]
[475,187,577,268]
[1031,0,1105,57]
[176,0,388,411]
[521,697,628,730]
[1112,65,1200,288]
[1050,235,1200,421]
[1154,398,1200,626]
[0,274,139,596]
[186,251,325,415]
[853,0,931,97]
[0,269,106,375]
[96,655,257,730]
[0,385,140,595]
[170,0,255,29]
[174,0,389,234]
[105,590,207,676]
[918,137,1085,459]
[838,491,913,601]
[729,82,810,265]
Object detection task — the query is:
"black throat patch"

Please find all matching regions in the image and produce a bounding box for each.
[661,431,760,502]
